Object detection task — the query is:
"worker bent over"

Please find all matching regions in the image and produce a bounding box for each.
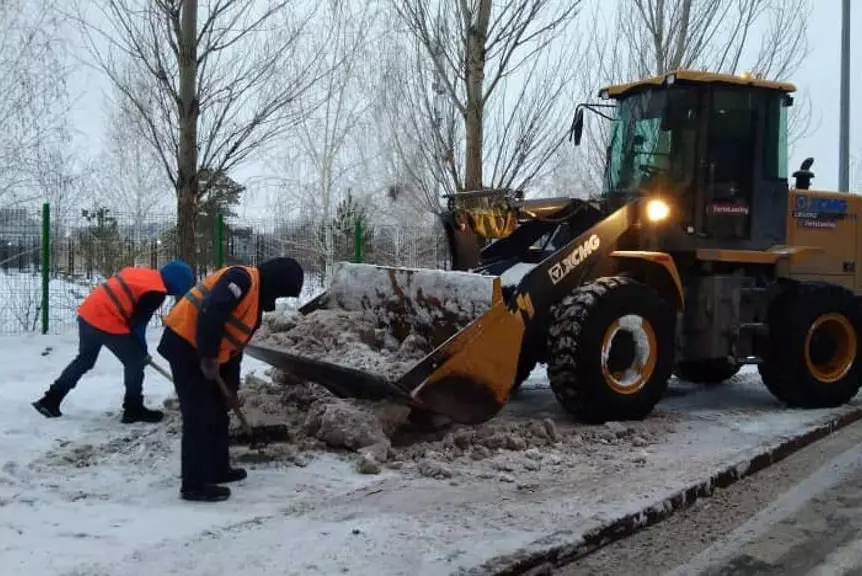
[157,257,304,503]
[32,260,194,423]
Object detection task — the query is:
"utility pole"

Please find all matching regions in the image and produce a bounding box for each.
[839,0,850,191]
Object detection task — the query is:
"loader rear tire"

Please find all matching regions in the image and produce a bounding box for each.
[674,358,741,384]
[759,282,862,408]
[546,276,675,423]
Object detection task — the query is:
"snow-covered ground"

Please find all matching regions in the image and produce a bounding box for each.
[2,329,861,576]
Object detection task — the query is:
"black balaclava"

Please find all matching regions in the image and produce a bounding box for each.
[257,257,304,312]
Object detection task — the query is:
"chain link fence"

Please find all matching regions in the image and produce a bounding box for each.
[0,204,450,336]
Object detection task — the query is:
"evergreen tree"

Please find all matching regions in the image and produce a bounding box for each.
[318,189,370,274]
[79,206,122,279]
[159,169,245,271]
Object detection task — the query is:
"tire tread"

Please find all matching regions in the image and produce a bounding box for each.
[546,276,674,422]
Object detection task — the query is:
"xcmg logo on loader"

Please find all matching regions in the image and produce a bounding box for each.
[548,234,600,285]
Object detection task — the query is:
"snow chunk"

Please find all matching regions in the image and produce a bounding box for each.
[326,262,496,325]
[304,399,389,450]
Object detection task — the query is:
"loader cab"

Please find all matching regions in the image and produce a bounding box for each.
[576,70,796,252]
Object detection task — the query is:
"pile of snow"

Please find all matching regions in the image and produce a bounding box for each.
[255,309,434,381]
[253,262,497,382]
[244,261,674,478]
[325,262,495,328]
[234,372,676,481]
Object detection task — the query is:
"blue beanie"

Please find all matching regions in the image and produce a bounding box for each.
[159,260,194,296]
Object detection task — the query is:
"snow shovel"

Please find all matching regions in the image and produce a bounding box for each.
[146,358,289,447]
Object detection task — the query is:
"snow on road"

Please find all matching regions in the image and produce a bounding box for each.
[1,331,861,576]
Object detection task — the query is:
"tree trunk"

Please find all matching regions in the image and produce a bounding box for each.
[464,102,483,192]
[176,190,197,270]
[177,0,199,272]
[463,1,490,192]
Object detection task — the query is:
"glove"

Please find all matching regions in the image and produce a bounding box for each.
[200,358,219,381]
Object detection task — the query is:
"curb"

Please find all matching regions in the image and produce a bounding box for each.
[462,405,862,576]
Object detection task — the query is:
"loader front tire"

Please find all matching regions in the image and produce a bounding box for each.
[547,277,675,423]
[759,282,862,408]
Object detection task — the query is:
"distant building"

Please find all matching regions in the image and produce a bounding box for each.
[0,208,40,244]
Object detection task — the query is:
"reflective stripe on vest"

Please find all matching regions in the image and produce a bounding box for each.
[100,272,136,325]
[182,282,254,350]
[162,266,261,363]
[78,267,167,335]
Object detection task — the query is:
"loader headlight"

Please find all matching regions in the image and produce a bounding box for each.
[645,199,670,222]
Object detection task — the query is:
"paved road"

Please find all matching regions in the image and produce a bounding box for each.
[558,420,862,576]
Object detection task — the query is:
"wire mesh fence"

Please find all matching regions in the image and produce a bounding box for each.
[0,204,450,336]
[0,207,45,334]
[227,216,450,293]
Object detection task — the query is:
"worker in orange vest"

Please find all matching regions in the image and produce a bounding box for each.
[156,256,303,502]
[32,260,194,423]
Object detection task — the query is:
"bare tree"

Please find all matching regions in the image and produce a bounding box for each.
[32,145,89,228]
[72,0,327,268]
[96,87,173,229]
[387,0,584,210]
[617,0,799,78]
[285,0,381,278]
[616,0,812,139]
[562,0,814,196]
[0,0,70,203]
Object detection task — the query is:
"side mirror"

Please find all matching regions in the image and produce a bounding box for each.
[571,108,584,146]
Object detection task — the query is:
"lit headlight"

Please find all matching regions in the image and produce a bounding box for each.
[645,199,670,222]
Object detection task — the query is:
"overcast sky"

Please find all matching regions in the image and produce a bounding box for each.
[64,0,860,216]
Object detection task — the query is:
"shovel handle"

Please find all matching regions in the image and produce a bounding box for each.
[214,374,253,435]
[147,358,174,382]
[148,358,254,438]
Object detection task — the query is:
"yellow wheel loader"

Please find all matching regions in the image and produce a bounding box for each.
[248,70,862,425]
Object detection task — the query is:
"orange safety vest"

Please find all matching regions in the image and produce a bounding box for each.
[78,267,167,334]
[163,266,260,363]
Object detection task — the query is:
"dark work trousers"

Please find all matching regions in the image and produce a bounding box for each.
[159,331,241,489]
[50,316,148,408]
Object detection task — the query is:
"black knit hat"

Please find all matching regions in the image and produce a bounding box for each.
[258,257,304,312]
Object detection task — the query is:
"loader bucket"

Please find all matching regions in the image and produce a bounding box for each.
[245,262,516,422]
[398,298,527,423]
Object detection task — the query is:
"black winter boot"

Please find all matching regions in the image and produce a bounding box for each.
[121,404,164,424]
[181,483,231,502]
[32,389,65,418]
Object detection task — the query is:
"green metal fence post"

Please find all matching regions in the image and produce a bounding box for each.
[215,212,224,268]
[353,216,363,263]
[41,202,50,335]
